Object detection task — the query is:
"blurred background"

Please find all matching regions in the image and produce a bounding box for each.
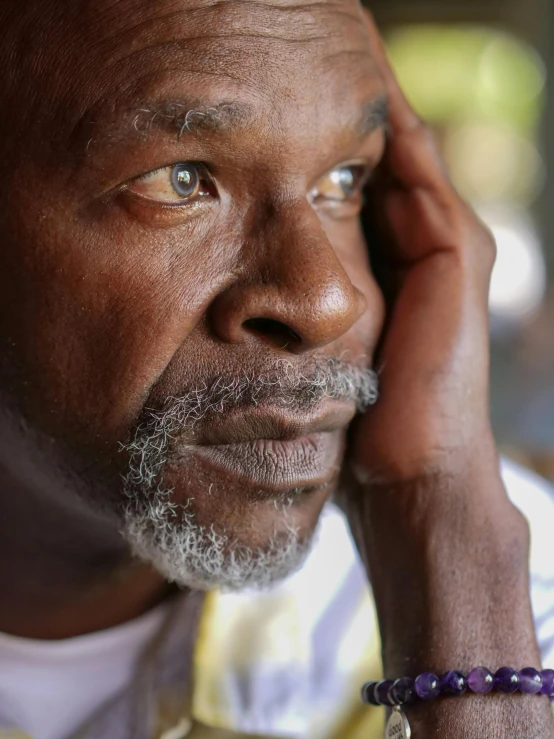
[368,0,554,479]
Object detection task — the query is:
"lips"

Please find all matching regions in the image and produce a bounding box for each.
[172,401,355,495]
[195,402,355,444]
[192,431,344,492]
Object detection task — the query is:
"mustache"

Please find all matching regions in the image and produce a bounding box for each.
[142,357,379,430]
[121,359,378,493]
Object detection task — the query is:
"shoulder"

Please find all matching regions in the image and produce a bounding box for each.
[501,456,554,512]
[501,456,554,582]
[500,457,554,666]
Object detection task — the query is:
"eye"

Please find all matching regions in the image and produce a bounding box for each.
[126,162,215,205]
[310,164,371,205]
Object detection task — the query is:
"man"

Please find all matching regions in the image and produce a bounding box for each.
[0,1,553,737]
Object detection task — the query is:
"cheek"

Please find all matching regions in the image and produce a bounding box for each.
[0,200,234,449]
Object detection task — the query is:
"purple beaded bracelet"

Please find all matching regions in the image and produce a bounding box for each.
[363,668,554,739]
[362,666,554,708]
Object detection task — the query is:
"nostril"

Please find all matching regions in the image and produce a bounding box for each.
[243,317,302,348]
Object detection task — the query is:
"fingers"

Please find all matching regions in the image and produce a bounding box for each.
[362,9,420,133]
[354,13,498,483]
[362,10,451,193]
[360,10,496,285]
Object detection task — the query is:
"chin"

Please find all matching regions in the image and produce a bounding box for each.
[120,459,335,592]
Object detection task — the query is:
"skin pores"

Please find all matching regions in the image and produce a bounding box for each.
[0,0,386,633]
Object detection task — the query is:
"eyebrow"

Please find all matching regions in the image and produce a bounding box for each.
[125,94,388,140]
[128,100,255,138]
[79,92,390,155]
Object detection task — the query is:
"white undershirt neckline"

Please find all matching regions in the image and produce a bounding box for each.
[0,601,169,739]
[1,460,554,739]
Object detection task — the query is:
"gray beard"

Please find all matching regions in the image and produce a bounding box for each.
[124,494,312,591]
[120,358,379,591]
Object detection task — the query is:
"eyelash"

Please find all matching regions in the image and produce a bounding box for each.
[121,160,372,216]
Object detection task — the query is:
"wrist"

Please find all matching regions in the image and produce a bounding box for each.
[347,470,537,674]
[364,669,554,738]
[405,692,554,738]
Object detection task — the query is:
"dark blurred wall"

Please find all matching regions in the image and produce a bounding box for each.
[367,0,547,44]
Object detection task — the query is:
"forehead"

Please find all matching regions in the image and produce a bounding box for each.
[11,0,382,141]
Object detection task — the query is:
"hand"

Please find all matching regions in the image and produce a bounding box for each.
[353,14,495,485]
[343,13,554,737]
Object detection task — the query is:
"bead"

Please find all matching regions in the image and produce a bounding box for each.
[494,667,520,694]
[519,668,543,695]
[361,682,379,706]
[441,670,467,696]
[391,677,415,705]
[541,669,554,697]
[414,672,440,700]
[363,665,552,707]
[375,680,395,706]
[468,667,494,694]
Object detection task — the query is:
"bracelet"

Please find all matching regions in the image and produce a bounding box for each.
[361,667,554,739]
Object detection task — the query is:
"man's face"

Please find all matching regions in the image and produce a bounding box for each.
[0,0,386,588]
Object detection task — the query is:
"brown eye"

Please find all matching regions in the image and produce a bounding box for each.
[127,162,214,204]
[310,164,370,204]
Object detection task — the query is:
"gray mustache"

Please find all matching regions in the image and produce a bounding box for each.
[143,357,379,431]
[121,359,378,492]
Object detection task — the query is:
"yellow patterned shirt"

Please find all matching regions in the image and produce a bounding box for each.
[2,460,554,739]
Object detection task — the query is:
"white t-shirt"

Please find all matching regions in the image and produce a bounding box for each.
[0,602,169,739]
[1,458,554,739]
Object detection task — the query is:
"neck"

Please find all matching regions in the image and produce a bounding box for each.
[0,469,175,639]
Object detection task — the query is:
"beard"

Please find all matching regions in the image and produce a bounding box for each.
[120,357,378,591]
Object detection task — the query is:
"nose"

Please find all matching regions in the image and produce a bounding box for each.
[209,202,368,354]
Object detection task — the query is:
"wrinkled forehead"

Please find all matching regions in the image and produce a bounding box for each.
[3,0,381,142]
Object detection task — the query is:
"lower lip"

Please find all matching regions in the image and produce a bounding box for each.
[188,431,344,492]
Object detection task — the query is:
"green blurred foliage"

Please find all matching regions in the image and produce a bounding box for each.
[386,26,546,134]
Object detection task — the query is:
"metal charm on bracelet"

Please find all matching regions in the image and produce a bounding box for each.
[363,666,554,739]
[386,707,411,739]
